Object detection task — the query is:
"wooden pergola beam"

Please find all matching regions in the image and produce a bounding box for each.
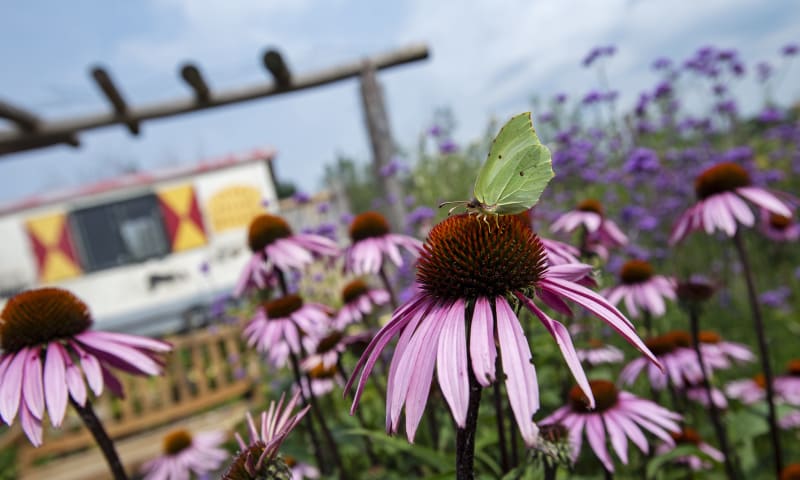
[180,64,211,103]
[0,99,40,132]
[0,43,429,157]
[90,66,140,135]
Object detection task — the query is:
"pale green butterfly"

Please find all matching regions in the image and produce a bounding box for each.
[441,112,554,217]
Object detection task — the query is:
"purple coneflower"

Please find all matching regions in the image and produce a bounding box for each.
[141,429,228,480]
[285,455,320,479]
[223,391,310,480]
[683,378,728,409]
[697,331,754,370]
[301,360,345,397]
[343,211,422,276]
[551,199,628,253]
[603,259,676,318]
[760,210,800,242]
[346,214,658,446]
[576,339,624,366]
[541,380,681,472]
[0,288,171,446]
[236,214,339,296]
[655,428,724,471]
[621,332,702,390]
[333,279,390,329]
[775,360,800,405]
[669,162,793,244]
[726,374,768,404]
[243,294,330,368]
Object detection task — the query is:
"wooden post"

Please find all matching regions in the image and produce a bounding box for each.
[359,60,406,230]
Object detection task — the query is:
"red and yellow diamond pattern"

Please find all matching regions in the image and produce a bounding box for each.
[25,212,82,282]
[157,184,207,252]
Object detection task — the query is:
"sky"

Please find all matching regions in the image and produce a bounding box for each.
[1,0,798,205]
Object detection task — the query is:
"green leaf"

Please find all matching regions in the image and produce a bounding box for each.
[645,444,717,479]
[343,428,450,471]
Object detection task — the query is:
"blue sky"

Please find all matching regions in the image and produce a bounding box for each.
[1,0,798,204]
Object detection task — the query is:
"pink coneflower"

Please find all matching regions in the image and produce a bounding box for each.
[223,391,311,480]
[603,259,676,318]
[775,360,800,405]
[285,455,320,479]
[655,428,724,471]
[541,380,682,472]
[697,331,754,370]
[669,162,793,244]
[301,329,370,372]
[346,214,659,446]
[236,214,339,296]
[343,211,422,275]
[0,288,171,446]
[243,294,330,368]
[684,378,728,409]
[301,360,345,397]
[333,279,390,329]
[726,374,768,404]
[141,429,228,480]
[620,332,702,390]
[551,199,629,253]
[760,210,800,242]
[577,339,625,366]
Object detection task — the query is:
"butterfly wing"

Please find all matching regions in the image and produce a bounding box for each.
[473,112,554,214]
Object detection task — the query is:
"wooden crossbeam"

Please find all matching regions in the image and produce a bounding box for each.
[90,66,140,135]
[0,43,429,157]
[0,99,40,131]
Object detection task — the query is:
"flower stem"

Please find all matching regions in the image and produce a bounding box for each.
[288,352,327,474]
[378,265,398,309]
[544,462,558,480]
[688,307,738,480]
[70,398,128,480]
[456,369,482,480]
[493,360,510,473]
[732,231,783,476]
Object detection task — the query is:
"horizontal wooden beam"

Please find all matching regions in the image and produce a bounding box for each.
[0,43,429,157]
[0,99,40,132]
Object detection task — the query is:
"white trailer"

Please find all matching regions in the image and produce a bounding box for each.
[0,148,280,335]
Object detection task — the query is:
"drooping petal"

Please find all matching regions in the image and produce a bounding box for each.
[518,293,594,409]
[0,350,26,423]
[23,347,45,420]
[20,402,43,447]
[737,187,792,217]
[495,297,539,447]
[44,343,68,427]
[65,359,88,407]
[74,344,104,396]
[436,300,469,428]
[469,297,496,387]
[404,316,445,441]
[603,414,629,464]
[538,278,662,370]
[84,331,172,352]
[586,415,614,472]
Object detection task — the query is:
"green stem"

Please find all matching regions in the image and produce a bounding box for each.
[732,231,783,476]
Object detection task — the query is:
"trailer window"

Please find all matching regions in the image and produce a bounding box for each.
[70,194,170,271]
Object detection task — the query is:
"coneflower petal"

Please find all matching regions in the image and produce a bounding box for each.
[404,317,444,441]
[586,415,614,472]
[518,293,594,409]
[604,415,629,464]
[495,297,539,447]
[437,300,469,428]
[469,297,496,387]
[737,187,792,217]
[44,343,68,427]
[23,347,44,420]
[387,302,430,431]
[0,350,25,423]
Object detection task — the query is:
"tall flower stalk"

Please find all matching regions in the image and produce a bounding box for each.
[678,279,738,479]
[732,231,783,475]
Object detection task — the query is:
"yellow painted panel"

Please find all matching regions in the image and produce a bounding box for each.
[206,185,263,233]
[42,251,81,282]
[173,221,206,252]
